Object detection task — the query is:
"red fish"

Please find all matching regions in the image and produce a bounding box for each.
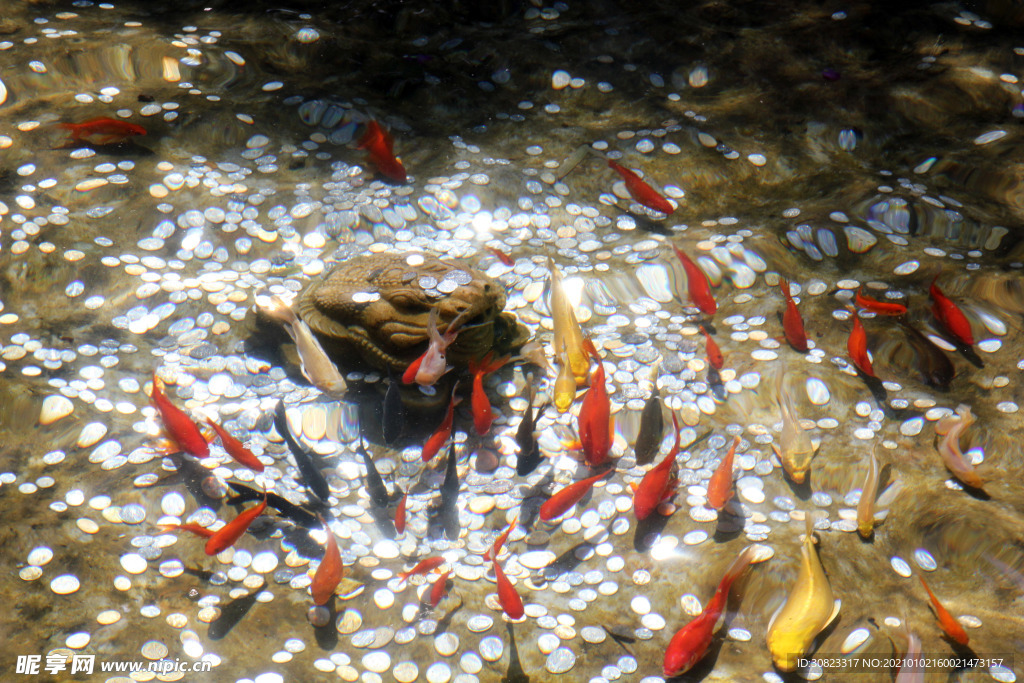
[396,556,445,585]
[847,312,875,377]
[357,119,407,183]
[539,469,611,522]
[918,574,969,646]
[779,278,809,352]
[150,372,209,459]
[394,492,408,535]
[487,246,515,266]
[493,557,524,619]
[159,522,214,539]
[429,570,451,608]
[700,325,723,370]
[633,413,680,520]
[578,339,613,468]
[422,387,459,463]
[484,515,518,562]
[402,309,460,386]
[707,435,739,511]
[469,352,510,436]
[663,545,762,677]
[929,279,974,346]
[311,518,343,606]
[59,117,146,145]
[205,418,264,472]
[205,490,267,556]
[671,244,717,316]
[607,159,675,215]
[855,287,907,317]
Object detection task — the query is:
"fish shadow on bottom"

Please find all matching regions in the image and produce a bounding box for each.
[208,587,261,640]
[634,513,670,553]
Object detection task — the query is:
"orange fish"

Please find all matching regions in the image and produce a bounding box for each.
[205,418,264,472]
[159,522,214,539]
[663,545,763,677]
[487,246,515,266]
[394,491,408,535]
[577,340,612,468]
[357,119,407,183]
[150,372,209,459]
[421,387,459,463]
[607,159,675,215]
[847,312,875,377]
[633,413,681,520]
[707,435,740,511]
[484,515,518,562]
[403,309,461,386]
[59,116,146,145]
[671,244,717,316]
[396,556,445,586]
[779,278,809,352]
[429,569,451,608]
[700,325,723,370]
[469,352,510,436]
[493,557,524,619]
[918,574,969,646]
[929,278,974,346]
[311,518,344,606]
[855,287,907,317]
[205,490,267,556]
[539,469,611,522]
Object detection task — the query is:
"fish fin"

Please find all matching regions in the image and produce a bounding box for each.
[873,509,890,522]
[875,479,904,509]
[827,599,842,626]
[766,600,785,632]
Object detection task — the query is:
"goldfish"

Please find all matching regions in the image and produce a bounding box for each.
[553,350,578,413]
[707,435,740,511]
[469,352,510,435]
[394,491,408,535]
[671,244,717,316]
[633,413,680,520]
[856,287,908,316]
[699,325,723,370]
[898,319,954,391]
[547,257,590,385]
[258,295,347,396]
[663,544,768,677]
[274,400,330,502]
[765,516,841,671]
[381,373,405,445]
[779,278,809,352]
[493,557,524,620]
[577,340,613,468]
[917,574,969,645]
[935,404,984,490]
[421,385,459,463]
[633,381,664,466]
[311,518,344,606]
[358,436,391,508]
[357,119,407,183]
[539,468,611,522]
[515,378,543,476]
[607,159,675,215]
[855,450,903,539]
[159,522,214,539]
[429,570,452,608]
[929,278,974,346]
[895,627,924,683]
[515,340,552,375]
[771,373,817,484]
[484,515,518,562]
[396,556,445,586]
[205,417,264,472]
[205,490,267,556]
[59,116,146,145]
[402,309,463,386]
[150,371,209,459]
[848,311,876,377]
[486,246,515,266]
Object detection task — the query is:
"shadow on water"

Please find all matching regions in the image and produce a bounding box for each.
[157,454,223,511]
[633,513,669,553]
[502,622,529,683]
[312,601,339,651]
[208,586,262,640]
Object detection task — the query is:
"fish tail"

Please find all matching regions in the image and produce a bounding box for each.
[259,294,300,329]
[779,277,790,298]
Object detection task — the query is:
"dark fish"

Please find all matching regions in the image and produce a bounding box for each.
[358,436,391,508]
[382,374,405,445]
[226,482,319,528]
[442,441,460,501]
[633,384,664,466]
[515,377,542,476]
[898,319,954,391]
[273,400,330,502]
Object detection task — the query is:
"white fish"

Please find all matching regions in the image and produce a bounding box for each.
[257,295,347,396]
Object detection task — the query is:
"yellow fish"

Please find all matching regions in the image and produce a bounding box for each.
[547,257,589,386]
[766,516,841,671]
[856,450,903,539]
[935,404,984,490]
[771,373,817,484]
[553,350,577,413]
